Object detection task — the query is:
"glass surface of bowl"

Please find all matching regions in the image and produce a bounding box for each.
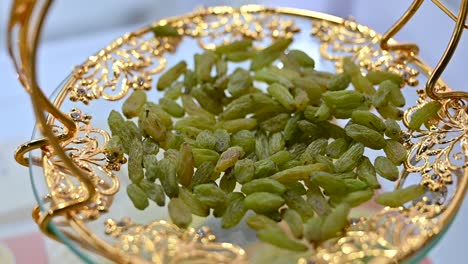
[27,6,465,264]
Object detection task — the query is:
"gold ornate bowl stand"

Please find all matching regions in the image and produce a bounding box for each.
[7,1,468,263]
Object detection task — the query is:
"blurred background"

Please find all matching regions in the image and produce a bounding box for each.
[0,0,466,263]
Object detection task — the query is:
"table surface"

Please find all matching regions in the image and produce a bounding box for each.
[0,1,467,263]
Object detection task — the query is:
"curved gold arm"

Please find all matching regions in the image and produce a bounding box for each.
[432,0,468,29]
[381,0,468,100]
[9,0,76,166]
[380,0,423,55]
[426,0,468,99]
[8,0,97,239]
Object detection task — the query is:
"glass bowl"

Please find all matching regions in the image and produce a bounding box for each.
[28,5,466,264]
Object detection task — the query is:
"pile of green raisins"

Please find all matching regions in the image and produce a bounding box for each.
[105,25,437,251]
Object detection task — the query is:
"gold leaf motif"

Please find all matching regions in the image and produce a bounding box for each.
[308,200,441,264]
[67,6,300,105]
[403,96,468,192]
[43,108,121,220]
[167,7,299,50]
[105,218,247,264]
[68,34,179,104]
[312,20,419,86]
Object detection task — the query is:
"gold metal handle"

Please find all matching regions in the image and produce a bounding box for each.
[8,0,97,239]
[433,0,468,28]
[380,0,468,100]
[426,0,468,99]
[379,0,423,55]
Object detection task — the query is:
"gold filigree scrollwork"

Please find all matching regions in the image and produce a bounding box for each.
[308,200,441,263]
[105,218,247,264]
[167,6,300,50]
[403,94,468,192]
[68,34,181,104]
[312,20,419,86]
[67,7,300,105]
[43,108,121,220]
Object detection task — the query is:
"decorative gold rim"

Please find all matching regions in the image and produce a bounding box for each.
[8,3,467,263]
